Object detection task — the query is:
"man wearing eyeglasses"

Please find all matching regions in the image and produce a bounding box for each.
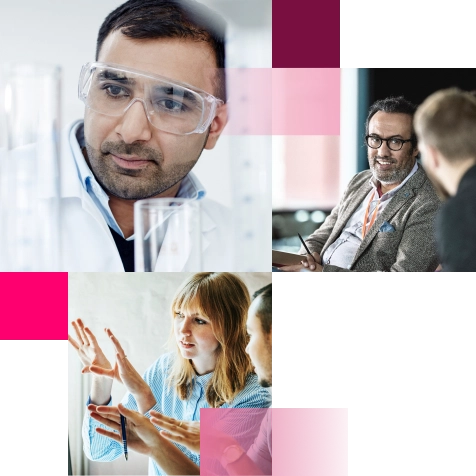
[60,0,229,271]
[283,96,440,272]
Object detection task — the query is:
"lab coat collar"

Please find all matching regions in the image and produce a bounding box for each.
[61,120,217,270]
[61,119,85,198]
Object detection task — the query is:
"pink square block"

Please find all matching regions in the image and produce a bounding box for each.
[273,408,347,476]
[0,272,68,340]
[223,68,340,136]
[224,69,273,136]
[272,68,340,135]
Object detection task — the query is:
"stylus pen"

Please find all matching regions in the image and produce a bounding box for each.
[297,233,318,263]
[120,414,128,461]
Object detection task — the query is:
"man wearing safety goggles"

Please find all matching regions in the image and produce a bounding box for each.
[62,0,228,271]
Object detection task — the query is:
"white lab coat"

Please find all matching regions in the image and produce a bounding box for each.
[58,122,234,271]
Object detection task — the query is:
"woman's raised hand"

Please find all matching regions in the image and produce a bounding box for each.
[150,411,201,454]
[68,319,112,374]
[88,328,157,413]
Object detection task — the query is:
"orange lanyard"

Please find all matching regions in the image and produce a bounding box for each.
[362,191,380,239]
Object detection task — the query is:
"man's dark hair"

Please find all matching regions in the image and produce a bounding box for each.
[96,0,227,101]
[365,96,418,149]
[252,283,271,335]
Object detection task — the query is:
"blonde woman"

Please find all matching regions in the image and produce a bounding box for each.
[69,273,271,475]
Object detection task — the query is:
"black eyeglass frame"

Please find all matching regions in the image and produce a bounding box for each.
[365,135,413,151]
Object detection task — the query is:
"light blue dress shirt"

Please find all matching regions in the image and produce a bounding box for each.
[83,353,272,475]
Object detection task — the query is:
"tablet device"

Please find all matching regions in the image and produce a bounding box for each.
[272,249,306,267]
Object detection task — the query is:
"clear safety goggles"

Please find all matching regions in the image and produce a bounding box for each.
[78,62,224,135]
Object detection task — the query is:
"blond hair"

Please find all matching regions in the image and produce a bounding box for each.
[168,273,253,408]
[415,88,476,162]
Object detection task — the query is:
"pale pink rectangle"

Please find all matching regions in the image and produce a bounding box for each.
[284,135,341,209]
[224,69,272,135]
[272,68,340,135]
[273,408,347,476]
[223,68,340,135]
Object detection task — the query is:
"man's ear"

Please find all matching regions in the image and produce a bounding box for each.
[412,144,419,159]
[426,144,441,169]
[204,103,228,150]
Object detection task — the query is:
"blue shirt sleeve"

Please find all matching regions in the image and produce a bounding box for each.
[82,355,169,462]
[82,393,133,462]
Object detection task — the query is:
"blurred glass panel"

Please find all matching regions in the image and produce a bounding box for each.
[0,63,61,271]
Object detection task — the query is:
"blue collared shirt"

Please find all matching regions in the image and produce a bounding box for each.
[71,121,206,239]
[83,353,272,475]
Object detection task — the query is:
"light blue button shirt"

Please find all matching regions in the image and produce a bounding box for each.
[71,121,206,239]
[83,353,272,475]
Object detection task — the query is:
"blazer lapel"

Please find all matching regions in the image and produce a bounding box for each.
[355,188,416,260]
[352,167,425,264]
[323,181,372,252]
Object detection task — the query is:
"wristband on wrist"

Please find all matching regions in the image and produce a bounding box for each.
[221,445,245,468]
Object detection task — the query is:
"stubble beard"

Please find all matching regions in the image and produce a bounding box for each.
[258,376,272,388]
[257,345,272,388]
[84,140,200,200]
[369,152,416,186]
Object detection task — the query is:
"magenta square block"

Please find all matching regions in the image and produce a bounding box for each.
[0,272,68,340]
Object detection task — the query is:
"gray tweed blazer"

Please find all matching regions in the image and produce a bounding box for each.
[304,166,440,272]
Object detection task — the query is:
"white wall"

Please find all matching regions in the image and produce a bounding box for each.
[0,1,123,125]
[68,271,271,475]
